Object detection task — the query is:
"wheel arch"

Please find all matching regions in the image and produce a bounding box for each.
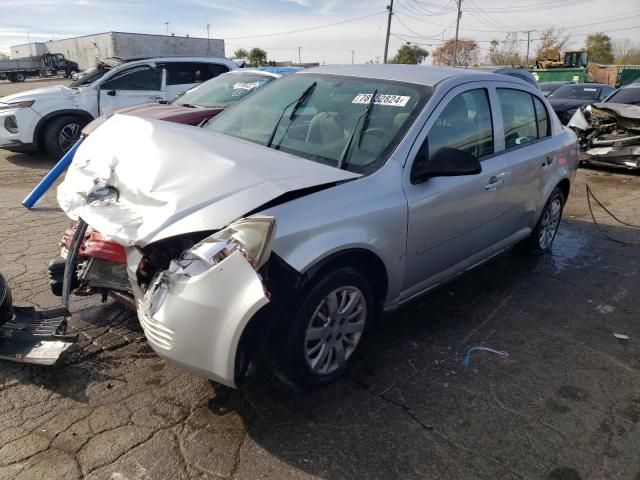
[234,248,389,385]
[34,109,94,150]
[556,178,570,202]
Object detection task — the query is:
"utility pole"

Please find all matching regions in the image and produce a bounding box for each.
[452,0,462,67]
[297,46,302,64]
[383,0,394,64]
[350,50,355,64]
[524,30,534,66]
[207,24,211,55]
[165,22,169,36]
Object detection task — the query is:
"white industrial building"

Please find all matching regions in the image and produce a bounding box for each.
[11,32,225,70]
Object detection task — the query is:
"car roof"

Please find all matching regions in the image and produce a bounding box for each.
[620,82,640,89]
[123,57,237,68]
[300,64,519,87]
[223,69,281,79]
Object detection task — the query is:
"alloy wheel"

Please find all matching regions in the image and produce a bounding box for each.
[538,198,562,249]
[304,286,366,375]
[58,123,81,152]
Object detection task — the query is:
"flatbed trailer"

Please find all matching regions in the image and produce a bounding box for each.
[0,53,79,82]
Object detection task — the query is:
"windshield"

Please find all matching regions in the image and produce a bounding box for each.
[604,88,640,105]
[70,67,105,87]
[173,72,275,108]
[206,73,430,174]
[549,85,600,100]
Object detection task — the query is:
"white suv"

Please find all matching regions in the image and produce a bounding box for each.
[0,57,237,157]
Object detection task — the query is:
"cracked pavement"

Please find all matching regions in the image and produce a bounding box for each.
[1,79,639,480]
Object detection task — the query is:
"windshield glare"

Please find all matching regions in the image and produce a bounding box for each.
[174,72,274,107]
[206,73,430,174]
[549,85,600,100]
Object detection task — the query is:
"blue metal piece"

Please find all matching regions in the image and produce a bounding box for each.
[22,138,83,209]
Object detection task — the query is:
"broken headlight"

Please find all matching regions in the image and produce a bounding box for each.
[180,216,276,276]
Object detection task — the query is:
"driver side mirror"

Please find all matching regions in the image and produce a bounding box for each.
[411,144,482,184]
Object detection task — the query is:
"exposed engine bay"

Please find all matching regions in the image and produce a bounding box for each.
[569,103,640,169]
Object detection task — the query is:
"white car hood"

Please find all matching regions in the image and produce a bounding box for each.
[57,114,360,247]
[0,85,78,104]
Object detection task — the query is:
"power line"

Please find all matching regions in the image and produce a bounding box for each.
[224,11,385,40]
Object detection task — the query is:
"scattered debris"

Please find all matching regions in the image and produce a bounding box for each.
[613,333,630,340]
[463,346,509,367]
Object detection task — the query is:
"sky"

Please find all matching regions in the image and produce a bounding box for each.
[1,0,639,64]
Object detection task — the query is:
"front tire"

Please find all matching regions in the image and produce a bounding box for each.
[271,267,373,390]
[43,115,86,158]
[517,187,565,255]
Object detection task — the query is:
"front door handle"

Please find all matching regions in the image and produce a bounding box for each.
[542,155,553,167]
[485,174,505,191]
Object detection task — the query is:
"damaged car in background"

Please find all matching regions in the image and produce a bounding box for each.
[57,65,578,389]
[48,68,292,306]
[569,84,640,169]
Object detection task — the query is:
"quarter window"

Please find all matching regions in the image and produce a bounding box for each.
[532,96,550,139]
[426,88,493,160]
[497,89,538,149]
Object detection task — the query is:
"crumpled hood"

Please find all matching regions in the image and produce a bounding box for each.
[0,85,76,104]
[57,114,360,247]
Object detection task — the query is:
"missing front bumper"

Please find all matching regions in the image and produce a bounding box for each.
[133,249,270,388]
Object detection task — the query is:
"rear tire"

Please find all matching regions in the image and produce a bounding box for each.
[270,267,373,390]
[516,187,565,255]
[43,115,87,158]
[14,72,26,82]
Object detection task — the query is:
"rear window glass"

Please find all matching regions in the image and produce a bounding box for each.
[549,85,600,100]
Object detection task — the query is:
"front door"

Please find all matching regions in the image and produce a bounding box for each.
[98,64,165,116]
[401,84,510,301]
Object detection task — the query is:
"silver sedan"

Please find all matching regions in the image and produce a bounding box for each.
[58,64,578,389]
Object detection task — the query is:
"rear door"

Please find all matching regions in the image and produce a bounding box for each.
[161,62,230,101]
[493,85,559,232]
[98,64,164,116]
[401,83,511,299]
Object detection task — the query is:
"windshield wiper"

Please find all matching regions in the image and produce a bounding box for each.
[337,89,377,170]
[266,81,317,148]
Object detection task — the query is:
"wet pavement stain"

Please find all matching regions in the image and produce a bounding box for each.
[545,398,571,414]
[558,385,589,401]
[548,467,582,480]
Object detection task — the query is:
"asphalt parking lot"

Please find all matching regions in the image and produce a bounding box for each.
[1,80,639,480]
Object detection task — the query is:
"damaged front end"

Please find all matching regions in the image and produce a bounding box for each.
[56,115,358,387]
[569,103,640,169]
[130,217,277,387]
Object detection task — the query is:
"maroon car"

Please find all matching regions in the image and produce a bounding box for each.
[49,69,284,304]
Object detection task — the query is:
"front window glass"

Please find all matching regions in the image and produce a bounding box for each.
[206,74,431,174]
[426,88,493,160]
[497,89,538,149]
[174,72,275,108]
[100,65,161,91]
[548,85,600,100]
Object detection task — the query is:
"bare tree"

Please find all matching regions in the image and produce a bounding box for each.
[612,38,636,62]
[535,27,570,61]
[433,38,479,67]
[487,32,522,66]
